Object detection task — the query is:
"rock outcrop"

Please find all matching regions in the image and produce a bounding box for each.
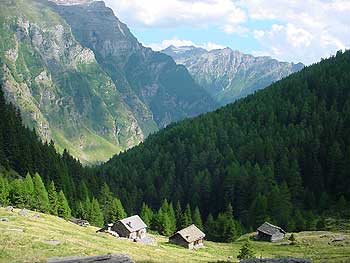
[240,258,311,263]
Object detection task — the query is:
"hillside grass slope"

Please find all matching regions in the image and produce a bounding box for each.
[1,208,350,263]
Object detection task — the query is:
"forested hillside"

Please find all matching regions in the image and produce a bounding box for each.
[1,51,350,242]
[96,50,350,233]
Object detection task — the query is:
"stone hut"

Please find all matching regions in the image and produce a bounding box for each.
[256,222,286,242]
[169,224,205,249]
[112,215,147,240]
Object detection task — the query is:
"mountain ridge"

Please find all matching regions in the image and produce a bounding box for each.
[162,45,304,105]
[0,0,216,163]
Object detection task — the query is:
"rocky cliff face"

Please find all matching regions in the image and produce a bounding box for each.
[0,0,143,163]
[0,0,216,163]
[53,1,217,129]
[163,46,304,105]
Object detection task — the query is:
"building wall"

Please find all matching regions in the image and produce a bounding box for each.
[169,234,190,249]
[112,222,131,238]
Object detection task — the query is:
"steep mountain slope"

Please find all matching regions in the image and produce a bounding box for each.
[162,45,304,105]
[0,0,143,163]
[95,51,350,229]
[53,1,217,128]
[0,0,217,163]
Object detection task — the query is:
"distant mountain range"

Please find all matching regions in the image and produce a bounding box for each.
[0,0,216,163]
[0,0,303,163]
[162,45,304,105]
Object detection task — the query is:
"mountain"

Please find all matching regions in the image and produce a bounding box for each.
[94,51,350,230]
[162,45,304,105]
[52,1,216,128]
[0,0,216,163]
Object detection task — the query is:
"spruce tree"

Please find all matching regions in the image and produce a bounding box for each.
[57,190,71,220]
[106,197,126,223]
[76,201,86,219]
[33,173,50,213]
[89,197,104,227]
[0,175,9,206]
[175,200,182,231]
[192,206,203,230]
[180,204,192,229]
[237,239,255,260]
[10,179,25,208]
[23,173,35,209]
[205,214,216,240]
[47,181,58,216]
[140,203,153,227]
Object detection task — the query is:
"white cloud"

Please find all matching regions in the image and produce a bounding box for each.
[104,0,350,64]
[246,0,349,64]
[104,0,246,32]
[145,38,225,51]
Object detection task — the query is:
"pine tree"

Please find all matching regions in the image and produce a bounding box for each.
[192,206,203,230]
[0,175,10,206]
[89,197,104,227]
[140,203,154,227]
[175,200,182,231]
[205,214,215,241]
[237,239,255,260]
[106,197,126,223]
[180,204,192,229]
[10,179,25,208]
[83,196,91,220]
[23,173,34,209]
[99,183,113,223]
[57,190,71,220]
[33,173,50,213]
[76,201,86,219]
[47,181,58,216]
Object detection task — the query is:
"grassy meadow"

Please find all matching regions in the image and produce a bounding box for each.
[0,208,350,263]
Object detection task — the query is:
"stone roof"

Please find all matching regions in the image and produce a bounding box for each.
[119,215,147,232]
[257,222,286,236]
[172,224,205,243]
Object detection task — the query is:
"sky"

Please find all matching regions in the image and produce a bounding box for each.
[103,0,350,65]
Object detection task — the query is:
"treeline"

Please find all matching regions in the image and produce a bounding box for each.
[0,173,71,219]
[140,200,242,242]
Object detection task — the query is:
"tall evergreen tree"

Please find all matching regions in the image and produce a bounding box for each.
[140,203,154,227]
[57,190,71,220]
[0,175,9,206]
[89,197,104,227]
[23,173,35,209]
[47,181,58,216]
[192,206,203,230]
[175,200,182,231]
[180,204,192,229]
[33,173,50,213]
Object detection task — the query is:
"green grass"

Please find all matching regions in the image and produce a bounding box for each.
[52,128,121,164]
[1,208,350,263]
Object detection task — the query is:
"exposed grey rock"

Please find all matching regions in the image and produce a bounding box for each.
[331,237,345,242]
[162,45,304,106]
[47,254,135,263]
[0,217,9,222]
[240,258,311,263]
[18,208,29,217]
[6,206,14,212]
[44,240,61,246]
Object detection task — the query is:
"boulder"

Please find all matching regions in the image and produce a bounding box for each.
[0,217,9,222]
[47,254,135,263]
[18,208,29,217]
[240,258,311,263]
[6,206,14,212]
